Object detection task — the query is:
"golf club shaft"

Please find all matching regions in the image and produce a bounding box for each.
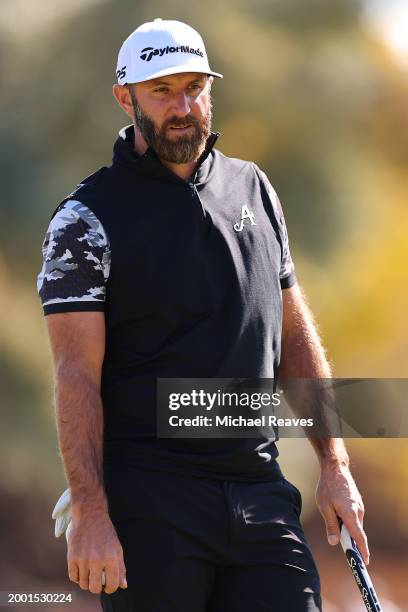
[339,520,383,611]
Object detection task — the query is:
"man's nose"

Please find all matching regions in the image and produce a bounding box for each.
[171,91,191,116]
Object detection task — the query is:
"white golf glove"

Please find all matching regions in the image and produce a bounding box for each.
[52,488,72,539]
[52,488,106,587]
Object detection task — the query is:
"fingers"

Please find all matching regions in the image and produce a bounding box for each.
[120,576,128,589]
[316,466,369,565]
[319,500,369,565]
[103,561,120,595]
[342,508,370,566]
[320,503,341,545]
[97,565,127,593]
[67,559,79,584]
[101,548,127,593]
[89,565,105,594]
[78,561,90,591]
[357,499,365,527]
[119,556,127,589]
[68,558,91,591]
[69,559,126,594]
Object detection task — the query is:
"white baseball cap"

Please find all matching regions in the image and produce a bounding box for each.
[116,18,223,84]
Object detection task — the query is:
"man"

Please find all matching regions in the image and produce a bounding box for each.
[37,18,368,611]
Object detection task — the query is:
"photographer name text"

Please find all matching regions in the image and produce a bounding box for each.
[168,415,314,428]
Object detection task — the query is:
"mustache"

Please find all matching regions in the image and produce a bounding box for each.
[162,115,200,130]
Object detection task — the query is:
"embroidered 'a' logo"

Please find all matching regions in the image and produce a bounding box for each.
[233,205,256,232]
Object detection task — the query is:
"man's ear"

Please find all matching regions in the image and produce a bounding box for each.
[112,84,134,119]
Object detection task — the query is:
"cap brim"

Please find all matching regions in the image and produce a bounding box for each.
[122,64,223,84]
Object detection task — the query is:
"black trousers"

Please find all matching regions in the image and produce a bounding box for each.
[100,466,322,611]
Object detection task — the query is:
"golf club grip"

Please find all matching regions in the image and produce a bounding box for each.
[339,519,383,611]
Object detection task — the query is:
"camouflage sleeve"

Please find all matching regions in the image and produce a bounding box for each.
[256,167,297,289]
[37,199,111,315]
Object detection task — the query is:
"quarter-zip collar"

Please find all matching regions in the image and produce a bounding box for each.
[112,124,219,185]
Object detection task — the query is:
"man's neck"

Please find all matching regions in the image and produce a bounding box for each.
[133,125,198,182]
[159,158,198,181]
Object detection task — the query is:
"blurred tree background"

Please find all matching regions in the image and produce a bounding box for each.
[0,0,407,609]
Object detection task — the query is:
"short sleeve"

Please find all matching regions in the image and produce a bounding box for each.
[37,200,111,315]
[255,166,297,289]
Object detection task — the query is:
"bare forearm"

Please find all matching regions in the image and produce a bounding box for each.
[55,367,108,518]
[280,285,348,467]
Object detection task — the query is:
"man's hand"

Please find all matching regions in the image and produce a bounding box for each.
[67,509,127,595]
[316,461,369,565]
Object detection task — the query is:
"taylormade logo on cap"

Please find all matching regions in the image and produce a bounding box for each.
[116,18,223,84]
[140,45,204,62]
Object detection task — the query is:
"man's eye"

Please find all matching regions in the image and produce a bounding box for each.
[154,87,169,93]
[188,83,202,91]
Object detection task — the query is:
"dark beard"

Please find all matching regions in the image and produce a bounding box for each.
[129,89,212,164]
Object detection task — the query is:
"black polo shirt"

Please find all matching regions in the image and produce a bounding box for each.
[37,126,296,481]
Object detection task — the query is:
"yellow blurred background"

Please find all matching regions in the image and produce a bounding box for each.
[0,0,407,609]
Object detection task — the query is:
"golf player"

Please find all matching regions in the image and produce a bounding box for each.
[37,18,369,611]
